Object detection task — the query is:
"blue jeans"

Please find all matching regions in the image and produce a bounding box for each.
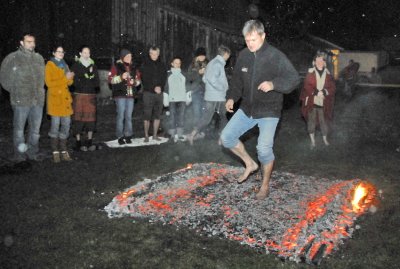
[196,101,227,133]
[220,109,279,165]
[12,105,43,159]
[169,101,186,129]
[115,98,134,138]
[48,116,71,139]
[191,91,204,125]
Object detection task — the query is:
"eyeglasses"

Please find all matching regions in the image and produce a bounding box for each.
[55,51,65,54]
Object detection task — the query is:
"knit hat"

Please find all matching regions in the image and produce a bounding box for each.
[194,47,206,57]
[120,49,132,59]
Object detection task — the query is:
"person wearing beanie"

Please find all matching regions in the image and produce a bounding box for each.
[187,45,231,146]
[186,47,208,134]
[108,48,141,145]
[70,45,100,152]
[194,47,207,58]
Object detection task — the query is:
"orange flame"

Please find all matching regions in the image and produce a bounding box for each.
[351,183,368,212]
[187,163,193,169]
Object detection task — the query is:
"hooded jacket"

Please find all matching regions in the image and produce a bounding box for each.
[0,47,45,106]
[164,68,187,102]
[227,42,300,118]
[45,60,73,116]
[203,55,229,102]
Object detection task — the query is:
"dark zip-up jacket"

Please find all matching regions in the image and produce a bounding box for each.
[140,58,167,93]
[71,59,100,94]
[227,42,300,118]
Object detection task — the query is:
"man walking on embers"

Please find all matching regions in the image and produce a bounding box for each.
[220,20,300,200]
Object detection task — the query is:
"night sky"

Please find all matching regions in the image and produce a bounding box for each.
[0,0,399,57]
[257,0,400,50]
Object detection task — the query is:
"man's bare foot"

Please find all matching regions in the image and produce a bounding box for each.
[238,162,259,184]
[255,188,269,200]
[153,136,161,141]
[144,137,149,143]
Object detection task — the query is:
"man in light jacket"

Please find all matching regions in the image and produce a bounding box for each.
[187,45,231,145]
[0,33,45,162]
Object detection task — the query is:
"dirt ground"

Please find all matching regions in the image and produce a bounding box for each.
[0,80,399,268]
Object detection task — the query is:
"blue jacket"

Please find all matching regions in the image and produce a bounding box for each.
[203,55,228,102]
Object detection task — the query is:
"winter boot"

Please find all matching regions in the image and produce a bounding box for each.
[118,137,126,145]
[51,138,61,163]
[124,136,132,144]
[52,151,61,163]
[59,139,72,161]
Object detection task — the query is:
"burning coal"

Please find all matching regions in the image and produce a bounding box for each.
[105,163,377,265]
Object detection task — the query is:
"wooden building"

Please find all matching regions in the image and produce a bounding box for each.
[1,0,251,66]
[111,0,250,65]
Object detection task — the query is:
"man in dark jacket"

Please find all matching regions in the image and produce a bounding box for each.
[0,33,45,162]
[220,20,300,200]
[140,46,167,142]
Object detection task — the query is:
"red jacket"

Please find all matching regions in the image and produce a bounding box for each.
[300,68,336,123]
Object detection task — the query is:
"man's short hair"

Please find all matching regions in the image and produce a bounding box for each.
[217,45,231,57]
[242,20,265,36]
[149,46,160,54]
[21,32,35,41]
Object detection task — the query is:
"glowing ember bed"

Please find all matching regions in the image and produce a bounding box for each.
[105,163,377,265]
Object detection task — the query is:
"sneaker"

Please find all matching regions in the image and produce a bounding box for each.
[118,137,126,145]
[87,144,96,151]
[80,145,88,152]
[173,134,179,143]
[28,152,48,162]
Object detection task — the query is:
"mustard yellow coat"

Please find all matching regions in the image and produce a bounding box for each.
[45,61,73,116]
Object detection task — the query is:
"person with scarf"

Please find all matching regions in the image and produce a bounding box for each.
[300,51,336,149]
[45,46,75,162]
[186,47,208,131]
[164,56,188,142]
[71,46,100,151]
[108,49,141,145]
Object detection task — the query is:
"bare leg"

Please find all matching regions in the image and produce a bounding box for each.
[322,135,330,146]
[230,141,259,183]
[256,161,274,200]
[153,119,161,140]
[88,131,93,140]
[144,120,150,142]
[309,133,316,149]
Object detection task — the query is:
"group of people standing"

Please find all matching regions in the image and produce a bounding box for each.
[0,34,100,163]
[0,19,339,200]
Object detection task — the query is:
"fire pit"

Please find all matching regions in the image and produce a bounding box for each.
[105,163,377,265]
